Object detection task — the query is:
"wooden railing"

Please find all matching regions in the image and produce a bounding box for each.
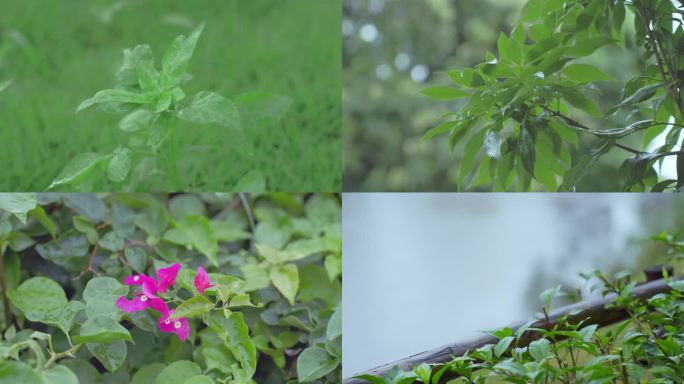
[344,267,681,384]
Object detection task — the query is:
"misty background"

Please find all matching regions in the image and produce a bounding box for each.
[342,193,684,378]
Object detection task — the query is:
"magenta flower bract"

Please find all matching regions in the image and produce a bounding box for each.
[116,290,166,313]
[159,311,190,342]
[116,263,210,342]
[194,266,214,294]
[157,263,181,293]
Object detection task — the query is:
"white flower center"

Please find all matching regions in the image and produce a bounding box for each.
[164,319,171,325]
[133,276,140,282]
[140,296,147,302]
[174,321,182,329]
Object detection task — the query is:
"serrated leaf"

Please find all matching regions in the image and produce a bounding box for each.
[49,153,108,189]
[119,109,154,132]
[422,121,457,141]
[116,44,155,86]
[107,147,132,183]
[162,23,205,82]
[178,91,241,133]
[76,89,149,113]
[563,63,611,83]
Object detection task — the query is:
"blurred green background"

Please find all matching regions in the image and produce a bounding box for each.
[343,0,647,191]
[0,0,341,192]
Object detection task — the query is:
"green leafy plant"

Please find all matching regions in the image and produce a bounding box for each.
[421,0,684,192]
[354,232,684,383]
[48,24,292,192]
[0,192,341,383]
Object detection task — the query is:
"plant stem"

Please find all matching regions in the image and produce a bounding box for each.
[44,343,82,369]
[165,121,183,191]
[0,244,12,329]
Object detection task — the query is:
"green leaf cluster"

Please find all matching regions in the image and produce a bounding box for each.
[0,193,341,383]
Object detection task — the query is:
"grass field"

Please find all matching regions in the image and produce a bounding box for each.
[0,0,341,192]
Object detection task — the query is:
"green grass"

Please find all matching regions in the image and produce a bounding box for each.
[0,0,341,192]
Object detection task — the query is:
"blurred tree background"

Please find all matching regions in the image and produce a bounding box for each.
[343,0,647,191]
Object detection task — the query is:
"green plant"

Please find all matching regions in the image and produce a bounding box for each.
[421,0,684,192]
[48,24,292,192]
[355,232,684,383]
[0,192,341,383]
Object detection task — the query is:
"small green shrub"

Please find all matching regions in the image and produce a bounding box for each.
[49,24,292,192]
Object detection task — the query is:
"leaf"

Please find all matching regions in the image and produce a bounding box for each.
[172,295,214,318]
[8,277,68,315]
[83,277,128,303]
[153,361,202,384]
[326,306,342,341]
[87,341,127,372]
[0,79,13,93]
[270,264,299,304]
[41,365,79,384]
[559,86,601,116]
[567,36,616,56]
[107,147,132,183]
[224,312,257,379]
[494,336,515,357]
[422,121,457,141]
[520,124,536,176]
[0,361,42,383]
[131,363,166,384]
[76,89,149,113]
[579,324,599,341]
[459,129,487,190]
[296,346,340,383]
[420,86,469,100]
[183,376,215,384]
[0,193,36,224]
[119,109,155,132]
[559,138,614,191]
[563,63,611,83]
[177,91,241,133]
[7,278,84,337]
[540,285,562,308]
[234,170,266,192]
[177,215,218,266]
[528,338,551,360]
[31,205,57,239]
[49,153,108,189]
[116,44,155,86]
[235,92,293,121]
[608,83,663,114]
[124,247,147,273]
[73,215,98,243]
[678,152,684,189]
[73,315,132,344]
[162,23,205,82]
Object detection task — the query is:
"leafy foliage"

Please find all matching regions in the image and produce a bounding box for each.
[49,24,292,192]
[0,193,341,383]
[422,0,684,191]
[356,232,684,383]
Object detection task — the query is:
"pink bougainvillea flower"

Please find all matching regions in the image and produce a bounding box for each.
[159,311,190,342]
[156,263,181,293]
[116,290,167,314]
[194,266,214,294]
